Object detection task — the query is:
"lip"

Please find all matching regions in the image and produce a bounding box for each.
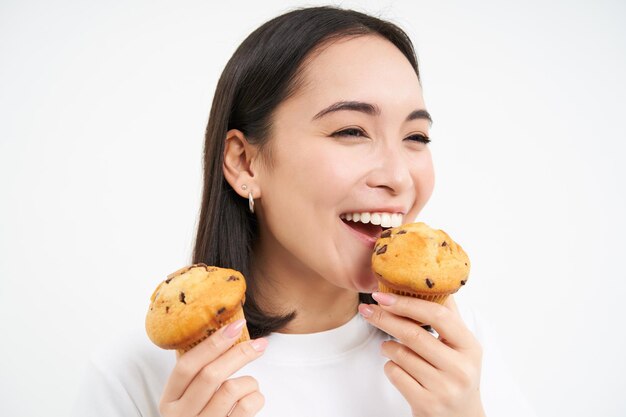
[339,206,407,215]
[340,218,380,247]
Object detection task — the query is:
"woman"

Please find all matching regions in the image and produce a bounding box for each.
[73,6,536,417]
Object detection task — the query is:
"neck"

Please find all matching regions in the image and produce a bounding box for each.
[251,245,360,335]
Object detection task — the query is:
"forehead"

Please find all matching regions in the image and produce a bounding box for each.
[293,34,425,115]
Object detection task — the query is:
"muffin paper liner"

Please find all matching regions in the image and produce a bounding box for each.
[177,307,250,355]
[377,281,449,305]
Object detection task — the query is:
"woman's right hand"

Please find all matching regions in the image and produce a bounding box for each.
[159,319,268,417]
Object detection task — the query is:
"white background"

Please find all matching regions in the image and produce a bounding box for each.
[1,1,625,416]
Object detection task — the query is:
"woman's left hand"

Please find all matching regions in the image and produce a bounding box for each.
[359,293,485,417]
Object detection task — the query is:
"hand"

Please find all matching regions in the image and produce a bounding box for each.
[359,294,485,417]
[159,319,268,417]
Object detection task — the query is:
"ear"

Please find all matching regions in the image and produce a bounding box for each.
[223,129,262,199]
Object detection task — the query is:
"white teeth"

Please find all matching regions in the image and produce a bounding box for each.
[341,211,404,227]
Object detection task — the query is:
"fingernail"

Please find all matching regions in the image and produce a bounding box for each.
[358,304,374,318]
[223,319,246,338]
[372,292,397,306]
[250,338,268,352]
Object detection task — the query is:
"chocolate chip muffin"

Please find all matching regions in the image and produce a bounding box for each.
[145,263,249,354]
[371,222,470,304]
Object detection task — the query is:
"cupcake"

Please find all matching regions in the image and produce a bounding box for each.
[145,263,249,355]
[371,222,470,305]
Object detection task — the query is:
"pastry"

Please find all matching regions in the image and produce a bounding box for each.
[145,263,249,355]
[371,222,470,304]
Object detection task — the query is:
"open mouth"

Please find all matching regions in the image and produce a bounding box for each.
[339,212,404,242]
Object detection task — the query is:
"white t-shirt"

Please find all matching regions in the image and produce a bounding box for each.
[71,299,537,416]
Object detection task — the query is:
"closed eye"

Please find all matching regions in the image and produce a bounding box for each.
[406,134,431,144]
[332,128,430,144]
[332,127,368,138]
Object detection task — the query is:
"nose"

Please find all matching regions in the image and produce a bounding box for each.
[365,145,413,195]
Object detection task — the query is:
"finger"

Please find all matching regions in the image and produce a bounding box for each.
[383,359,426,411]
[228,391,265,417]
[178,338,268,415]
[380,340,440,390]
[371,292,475,350]
[445,294,460,315]
[439,295,464,344]
[162,319,248,402]
[198,376,259,417]
[360,303,455,369]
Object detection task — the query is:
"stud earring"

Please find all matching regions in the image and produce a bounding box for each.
[241,184,248,191]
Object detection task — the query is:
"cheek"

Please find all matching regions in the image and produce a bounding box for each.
[410,151,435,214]
[419,156,435,195]
[257,143,368,284]
[275,142,359,203]
[258,142,348,243]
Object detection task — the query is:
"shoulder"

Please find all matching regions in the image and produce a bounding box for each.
[88,329,174,384]
[71,329,174,417]
[90,332,176,391]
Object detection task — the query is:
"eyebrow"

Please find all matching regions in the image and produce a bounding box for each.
[311,100,433,126]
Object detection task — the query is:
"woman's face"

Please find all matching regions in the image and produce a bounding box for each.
[254,34,434,293]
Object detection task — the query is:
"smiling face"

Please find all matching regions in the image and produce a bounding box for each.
[252,34,435,293]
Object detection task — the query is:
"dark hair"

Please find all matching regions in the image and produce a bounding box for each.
[192,5,421,338]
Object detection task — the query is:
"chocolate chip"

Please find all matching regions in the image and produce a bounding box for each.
[381,230,392,238]
[179,292,186,304]
[217,307,226,315]
[166,306,170,313]
[460,280,466,286]
[376,244,388,255]
[442,241,447,247]
[464,263,468,266]
[165,277,174,284]
[425,278,434,288]
[397,230,407,234]
[227,275,240,281]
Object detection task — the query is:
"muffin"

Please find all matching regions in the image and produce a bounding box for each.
[371,222,470,305]
[145,263,249,355]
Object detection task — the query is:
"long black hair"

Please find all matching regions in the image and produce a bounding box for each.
[192,5,421,338]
